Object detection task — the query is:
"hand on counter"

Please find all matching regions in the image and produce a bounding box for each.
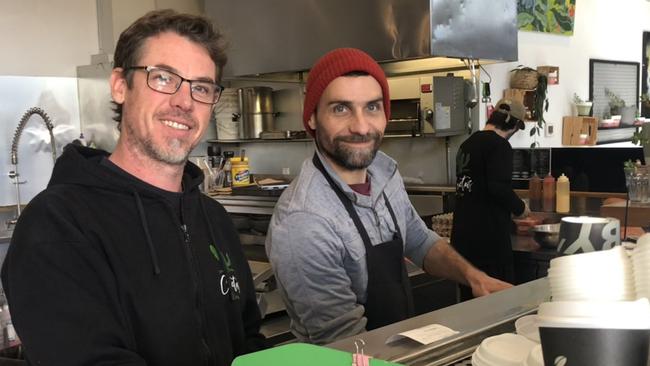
[422,239,513,297]
[466,269,514,297]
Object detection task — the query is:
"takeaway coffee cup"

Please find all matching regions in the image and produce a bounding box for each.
[537,300,650,366]
[557,216,620,254]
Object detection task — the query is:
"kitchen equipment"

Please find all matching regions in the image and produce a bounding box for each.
[531,223,560,248]
[222,151,235,188]
[214,88,240,140]
[555,173,570,213]
[259,130,290,140]
[542,173,555,212]
[528,173,542,211]
[557,216,620,254]
[387,75,467,136]
[207,0,517,77]
[238,87,275,139]
[7,107,56,229]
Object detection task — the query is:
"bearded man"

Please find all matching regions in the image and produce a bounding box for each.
[2,10,263,365]
[265,48,512,345]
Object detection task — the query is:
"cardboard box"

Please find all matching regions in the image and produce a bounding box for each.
[537,66,559,85]
[562,116,597,145]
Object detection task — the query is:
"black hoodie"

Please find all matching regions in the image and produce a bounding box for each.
[1,144,264,366]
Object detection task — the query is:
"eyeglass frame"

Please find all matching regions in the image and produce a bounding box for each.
[125,65,224,105]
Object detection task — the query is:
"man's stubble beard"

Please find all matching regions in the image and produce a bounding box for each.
[124,119,193,166]
[315,125,383,171]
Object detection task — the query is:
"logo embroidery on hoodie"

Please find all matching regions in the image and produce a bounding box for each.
[209,245,240,301]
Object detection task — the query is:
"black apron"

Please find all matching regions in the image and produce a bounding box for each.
[312,154,414,330]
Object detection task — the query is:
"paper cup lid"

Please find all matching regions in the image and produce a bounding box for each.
[538,299,650,329]
[515,315,541,343]
[477,333,537,366]
[524,344,544,366]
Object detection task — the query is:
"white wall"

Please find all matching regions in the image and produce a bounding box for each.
[1,0,205,208]
[0,0,98,77]
[1,1,98,207]
[482,0,650,148]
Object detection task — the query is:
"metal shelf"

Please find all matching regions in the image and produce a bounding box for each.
[206,138,312,144]
[207,134,426,144]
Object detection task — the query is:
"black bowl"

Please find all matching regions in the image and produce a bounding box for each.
[531,223,561,248]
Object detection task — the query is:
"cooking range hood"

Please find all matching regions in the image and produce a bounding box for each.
[205,0,517,77]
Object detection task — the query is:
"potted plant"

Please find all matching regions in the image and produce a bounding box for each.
[510,65,539,90]
[572,93,592,116]
[605,88,625,116]
[632,123,650,160]
[641,93,650,117]
[529,73,549,148]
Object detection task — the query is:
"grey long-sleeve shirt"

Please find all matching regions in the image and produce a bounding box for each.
[265,150,440,344]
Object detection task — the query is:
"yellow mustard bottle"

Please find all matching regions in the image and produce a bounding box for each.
[230,157,251,187]
[556,173,570,213]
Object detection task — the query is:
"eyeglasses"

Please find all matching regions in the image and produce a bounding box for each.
[126,66,224,104]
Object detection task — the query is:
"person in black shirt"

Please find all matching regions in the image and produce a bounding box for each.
[451,98,530,301]
[2,10,264,365]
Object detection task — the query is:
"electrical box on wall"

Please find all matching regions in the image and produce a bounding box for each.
[421,76,468,136]
[545,123,555,137]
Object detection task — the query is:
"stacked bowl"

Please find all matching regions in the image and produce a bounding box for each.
[632,234,650,300]
[538,242,650,365]
[547,246,635,301]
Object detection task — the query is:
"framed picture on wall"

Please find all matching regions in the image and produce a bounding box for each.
[517,0,576,35]
[589,59,640,122]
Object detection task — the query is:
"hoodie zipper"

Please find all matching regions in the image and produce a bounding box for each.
[180,199,214,366]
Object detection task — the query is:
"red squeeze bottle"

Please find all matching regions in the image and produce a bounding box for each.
[542,172,556,212]
[528,173,542,211]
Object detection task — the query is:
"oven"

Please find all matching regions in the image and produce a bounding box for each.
[388,75,468,137]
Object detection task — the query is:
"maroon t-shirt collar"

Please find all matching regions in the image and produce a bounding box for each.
[348,177,371,196]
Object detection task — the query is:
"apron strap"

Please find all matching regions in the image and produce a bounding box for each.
[382,191,402,241]
[312,154,373,248]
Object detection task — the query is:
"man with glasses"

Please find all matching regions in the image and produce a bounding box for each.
[2,10,263,366]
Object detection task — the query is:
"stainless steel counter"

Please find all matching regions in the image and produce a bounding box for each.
[212,184,452,217]
[0,231,10,244]
[326,278,549,364]
[211,195,278,216]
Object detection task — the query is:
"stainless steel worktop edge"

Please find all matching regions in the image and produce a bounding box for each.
[326,278,549,362]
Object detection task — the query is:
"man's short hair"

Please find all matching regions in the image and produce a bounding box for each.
[111,9,227,126]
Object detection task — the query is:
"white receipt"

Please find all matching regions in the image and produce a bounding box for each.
[386,323,459,345]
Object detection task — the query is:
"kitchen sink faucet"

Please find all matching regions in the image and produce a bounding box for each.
[7,107,56,230]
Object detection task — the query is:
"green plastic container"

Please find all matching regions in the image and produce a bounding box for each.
[232,343,404,366]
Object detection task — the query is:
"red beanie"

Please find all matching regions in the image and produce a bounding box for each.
[302,48,391,137]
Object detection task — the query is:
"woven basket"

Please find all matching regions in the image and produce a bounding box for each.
[511,69,539,90]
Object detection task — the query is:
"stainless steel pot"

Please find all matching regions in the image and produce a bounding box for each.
[531,223,560,248]
[238,87,274,139]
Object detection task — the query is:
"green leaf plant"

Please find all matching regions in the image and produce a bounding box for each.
[529,74,549,148]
